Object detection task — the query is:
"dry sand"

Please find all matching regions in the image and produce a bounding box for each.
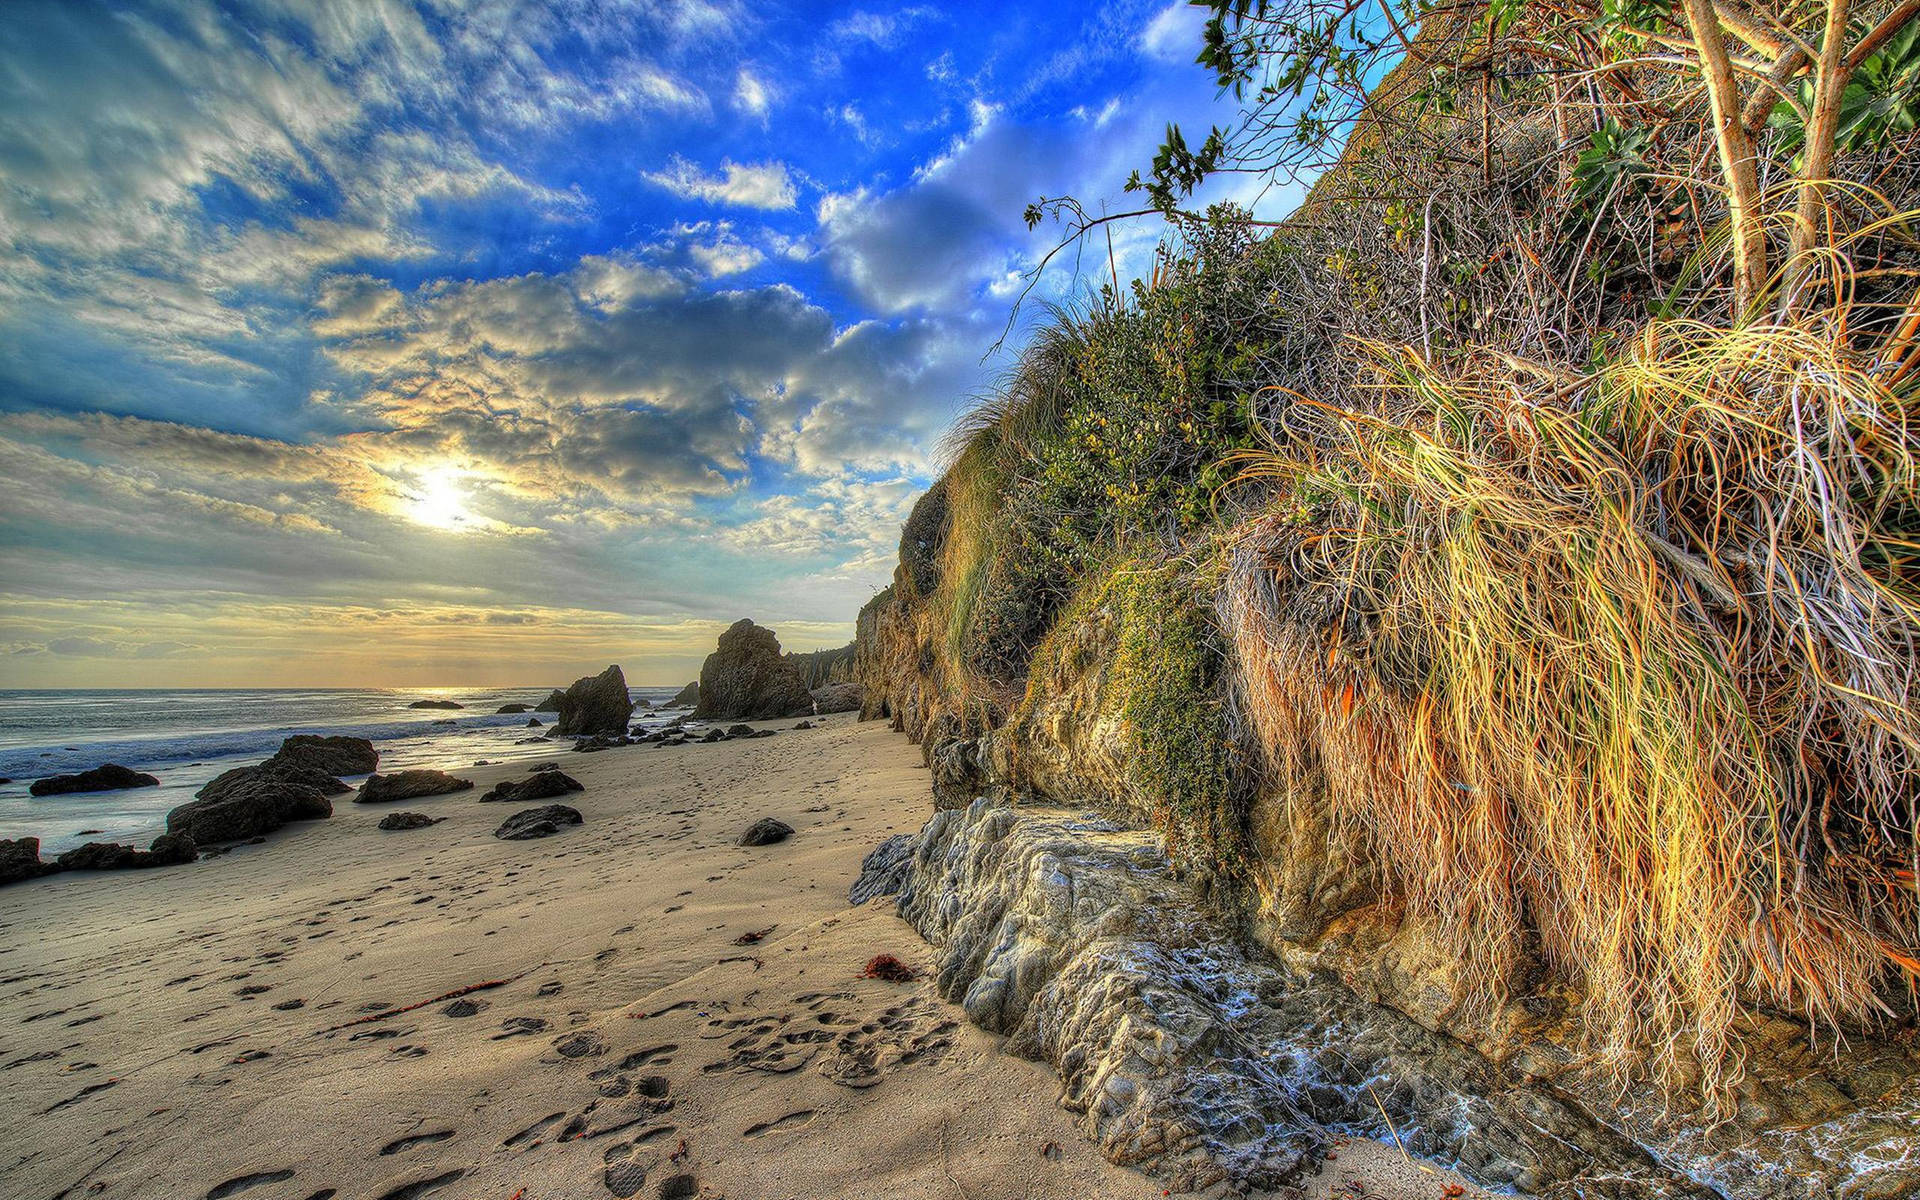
[0,713,1482,1200]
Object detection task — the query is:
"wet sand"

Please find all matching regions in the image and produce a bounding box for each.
[0,713,1479,1200]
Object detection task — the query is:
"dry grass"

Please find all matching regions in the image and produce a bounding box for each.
[1222,285,1920,1089]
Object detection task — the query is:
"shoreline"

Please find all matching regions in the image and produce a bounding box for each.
[0,714,1477,1200]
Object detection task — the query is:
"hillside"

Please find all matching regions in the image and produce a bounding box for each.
[849,2,1920,1195]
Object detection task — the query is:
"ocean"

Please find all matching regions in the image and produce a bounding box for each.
[0,685,690,854]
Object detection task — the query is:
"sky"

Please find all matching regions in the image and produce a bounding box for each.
[0,0,1285,688]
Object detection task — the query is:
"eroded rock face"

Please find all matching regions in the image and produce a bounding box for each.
[693,620,813,720]
[274,735,378,777]
[669,680,699,707]
[809,681,863,714]
[30,763,161,796]
[553,664,634,736]
[878,800,1919,1199]
[0,837,53,886]
[354,770,473,803]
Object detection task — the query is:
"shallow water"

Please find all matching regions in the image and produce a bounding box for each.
[0,685,689,853]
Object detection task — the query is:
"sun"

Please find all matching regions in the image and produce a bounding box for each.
[407,468,477,531]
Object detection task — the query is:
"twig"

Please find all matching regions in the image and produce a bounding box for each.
[316,964,544,1034]
[940,1120,975,1200]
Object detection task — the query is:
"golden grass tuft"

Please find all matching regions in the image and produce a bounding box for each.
[1224,294,1920,1089]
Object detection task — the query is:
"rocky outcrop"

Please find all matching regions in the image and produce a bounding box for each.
[694,620,814,720]
[378,812,442,830]
[407,699,463,709]
[29,763,160,796]
[0,837,54,886]
[478,771,583,804]
[552,664,634,735]
[668,680,699,707]
[873,798,1919,1198]
[536,689,566,712]
[494,804,581,840]
[168,758,341,844]
[496,703,533,714]
[784,642,856,687]
[808,681,863,714]
[274,735,378,776]
[55,833,196,871]
[354,770,473,803]
[847,833,915,905]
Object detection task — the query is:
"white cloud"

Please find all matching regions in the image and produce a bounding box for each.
[643,156,798,210]
[734,67,772,118]
[1141,3,1206,61]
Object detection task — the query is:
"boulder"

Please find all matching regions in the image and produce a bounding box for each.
[496,703,533,714]
[354,770,473,804]
[726,724,755,737]
[553,665,634,736]
[167,760,338,844]
[738,817,794,847]
[30,763,160,796]
[407,699,464,709]
[809,681,864,715]
[693,620,814,720]
[0,837,54,886]
[274,735,378,776]
[525,717,543,727]
[55,832,196,872]
[494,804,582,840]
[479,771,583,804]
[794,720,814,730]
[378,812,443,831]
[669,680,700,707]
[848,833,916,905]
[535,689,566,713]
[701,729,728,743]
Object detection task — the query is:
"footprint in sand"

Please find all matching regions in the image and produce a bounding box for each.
[379,1130,454,1155]
[492,1015,548,1040]
[600,1139,656,1198]
[374,1169,465,1200]
[206,1169,295,1198]
[742,1109,815,1138]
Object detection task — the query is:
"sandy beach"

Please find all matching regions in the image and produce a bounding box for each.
[1,714,1476,1200]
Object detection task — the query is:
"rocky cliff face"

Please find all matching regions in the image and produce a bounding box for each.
[552,664,634,736]
[851,535,1920,1198]
[694,619,814,720]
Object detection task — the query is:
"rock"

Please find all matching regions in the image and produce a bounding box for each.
[571,733,633,753]
[378,812,443,830]
[497,703,533,714]
[354,770,473,803]
[479,771,583,804]
[514,735,550,744]
[726,724,755,737]
[738,817,793,847]
[669,680,700,707]
[848,833,916,905]
[793,720,814,730]
[167,760,338,844]
[525,717,543,727]
[701,729,728,743]
[553,664,634,736]
[748,729,777,738]
[0,837,55,886]
[535,689,566,713]
[274,734,378,776]
[29,763,161,796]
[494,804,582,840]
[55,832,196,872]
[809,681,864,714]
[693,620,814,720]
[407,699,464,709]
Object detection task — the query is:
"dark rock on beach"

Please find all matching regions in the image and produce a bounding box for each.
[274,734,378,776]
[535,688,565,712]
[168,757,340,844]
[0,837,55,886]
[494,804,582,840]
[496,702,533,713]
[355,770,473,803]
[669,679,700,707]
[56,832,196,872]
[726,724,755,737]
[407,698,464,709]
[738,817,793,847]
[693,619,814,720]
[552,664,634,736]
[525,717,543,727]
[30,763,161,796]
[479,771,583,804]
[378,811,443,831]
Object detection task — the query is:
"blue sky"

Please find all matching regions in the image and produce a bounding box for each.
[0,0,1285,687]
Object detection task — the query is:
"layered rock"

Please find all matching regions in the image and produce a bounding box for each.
[56,833,196,871]
[479,770,583,804]
[808,681,863,715]
[494,804,581,840]
[874,799,1918,1198]
[668,680,699,707]
[693,620,813,720]
[168,756,343,844]
[552,664,634,735]
[274,735,378,776]
[30,763,160,796]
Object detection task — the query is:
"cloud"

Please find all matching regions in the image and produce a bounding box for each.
[1141,3,1207,61]
[734,67,772,118]
[643,157,798,210]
